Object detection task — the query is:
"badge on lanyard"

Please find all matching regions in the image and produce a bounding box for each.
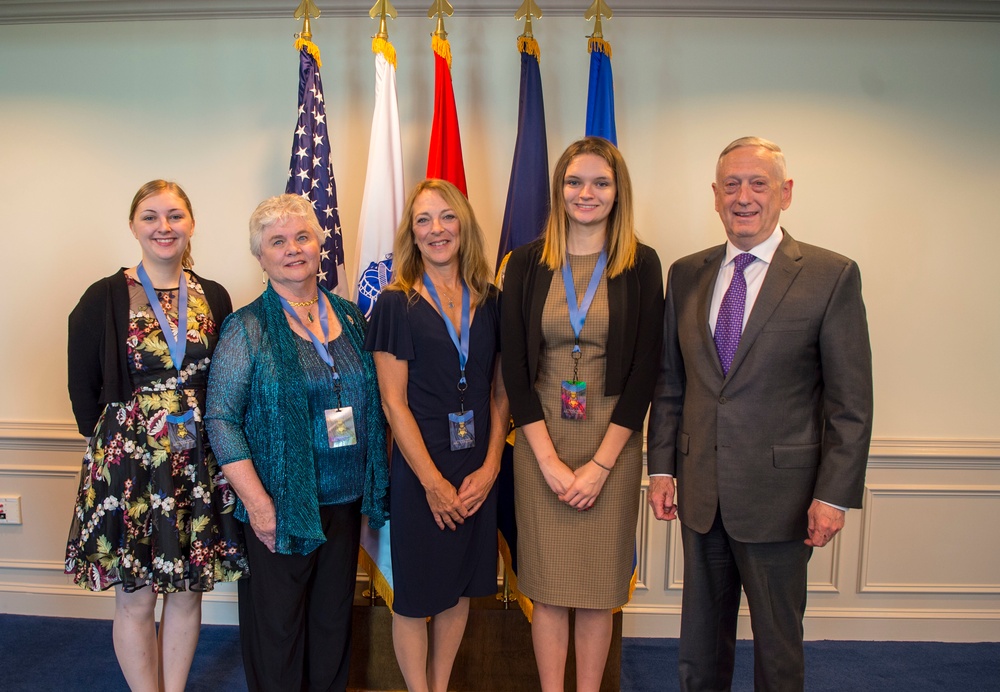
[280,290,357,448]
[136,263,197,450]
[423,274,475,451]
[326,404,358,448]
[560,250,607,420]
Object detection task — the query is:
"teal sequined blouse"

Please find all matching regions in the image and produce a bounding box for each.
[205,284,389,555]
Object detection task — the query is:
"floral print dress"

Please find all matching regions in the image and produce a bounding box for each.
[65,272,247,593]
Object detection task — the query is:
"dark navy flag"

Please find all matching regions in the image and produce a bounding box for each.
[286,44,348,295]
[495,37,549,274]
[585,38,617,146]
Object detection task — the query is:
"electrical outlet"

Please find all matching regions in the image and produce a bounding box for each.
[0,496,22,524]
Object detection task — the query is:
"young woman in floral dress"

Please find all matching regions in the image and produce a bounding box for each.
[65,180,246,692]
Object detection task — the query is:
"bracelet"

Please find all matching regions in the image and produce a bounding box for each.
[590,458,612,472]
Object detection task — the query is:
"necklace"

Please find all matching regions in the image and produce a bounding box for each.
[430,283,458,309]
[287,295,320,322]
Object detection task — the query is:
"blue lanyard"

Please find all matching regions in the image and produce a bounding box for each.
[423,273,471,388]
[279,290,338,377]
[136,262,188,372]
[561,249,607,353]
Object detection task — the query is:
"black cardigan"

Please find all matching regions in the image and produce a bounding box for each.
[501,238,664,432]
[67,268,233,436]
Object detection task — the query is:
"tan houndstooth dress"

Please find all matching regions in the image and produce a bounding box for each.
[513,252,643,609]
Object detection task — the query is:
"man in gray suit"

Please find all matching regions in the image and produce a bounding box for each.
[647,137,873,691]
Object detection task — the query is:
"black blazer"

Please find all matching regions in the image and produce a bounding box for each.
[67,268,233,436]
[501,238,664,432]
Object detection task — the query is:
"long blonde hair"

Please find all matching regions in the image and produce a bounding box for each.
[129,180,195,269]
[387,179,493,307]
[540,137,637,278]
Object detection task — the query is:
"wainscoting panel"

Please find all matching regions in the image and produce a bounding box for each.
[3,422,999,641]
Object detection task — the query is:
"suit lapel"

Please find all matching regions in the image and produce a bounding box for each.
[725,230,803,380]
[696,245,726,377]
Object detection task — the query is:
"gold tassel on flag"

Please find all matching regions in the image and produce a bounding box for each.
[370,0,398,68]
[293,0,323,66]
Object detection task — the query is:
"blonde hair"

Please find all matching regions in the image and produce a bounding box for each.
[248,194,324,258]
[540,137,637,278]
[388,179,493,307]
[129,180,195,269]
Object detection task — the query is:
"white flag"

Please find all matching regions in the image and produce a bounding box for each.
[354,44,404,318]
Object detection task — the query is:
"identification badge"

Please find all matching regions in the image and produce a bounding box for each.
[448,410,475,451]
[326,407,357,448]
[166,410,198,451]
[561,380,587,420]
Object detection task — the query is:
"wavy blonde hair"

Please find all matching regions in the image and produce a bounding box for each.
[540,137,637,278]
[387,179,493,307]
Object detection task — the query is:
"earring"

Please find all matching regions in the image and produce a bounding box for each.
[262,271,267,285]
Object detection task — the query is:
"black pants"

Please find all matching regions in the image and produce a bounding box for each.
[238,500,362,692]
[678,509,812,692]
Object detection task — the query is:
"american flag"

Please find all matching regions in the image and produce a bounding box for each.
[286,45,348,295]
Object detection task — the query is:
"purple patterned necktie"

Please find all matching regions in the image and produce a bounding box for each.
[714,253,757,376]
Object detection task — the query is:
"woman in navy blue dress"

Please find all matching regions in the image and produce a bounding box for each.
[366,179,508,692]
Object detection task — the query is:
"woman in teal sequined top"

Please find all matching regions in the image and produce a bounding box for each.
[206,194,388,691]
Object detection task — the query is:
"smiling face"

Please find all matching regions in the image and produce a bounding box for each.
[256,217,321,290]
[562,153,617,233]
[411,189,461,270]
[129,192,194,265]
[713,145,793,251]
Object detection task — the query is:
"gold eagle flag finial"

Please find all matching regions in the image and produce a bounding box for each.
[427,0,455,42]
[370,0,398,42]
[515,0,542,39]
[584,0,612,40]
[293,0,321,42]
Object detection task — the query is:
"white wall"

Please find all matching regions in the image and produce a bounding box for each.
[1,13,998,640]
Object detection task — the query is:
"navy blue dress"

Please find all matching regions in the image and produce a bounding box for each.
[365,287,500,617]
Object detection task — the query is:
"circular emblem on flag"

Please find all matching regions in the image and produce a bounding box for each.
[358,254,394,319]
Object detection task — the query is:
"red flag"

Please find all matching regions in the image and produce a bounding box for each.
[426,36,467,195]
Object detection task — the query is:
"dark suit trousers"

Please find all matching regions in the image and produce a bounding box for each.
[238,500,362,692]
[679,510,812,692]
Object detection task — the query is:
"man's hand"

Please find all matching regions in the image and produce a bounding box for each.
[648,475,678,521]
[805,499,845,547]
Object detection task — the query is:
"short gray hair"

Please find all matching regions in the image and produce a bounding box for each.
[248,194,324,258]
[717,136,787,180]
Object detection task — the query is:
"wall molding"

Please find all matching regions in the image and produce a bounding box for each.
[859,485,1000,595]
[0,421,83,453]
[4,423,998,467]
[2,0,999,25]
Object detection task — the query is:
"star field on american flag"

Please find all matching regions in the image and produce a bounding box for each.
[286,47,347,294]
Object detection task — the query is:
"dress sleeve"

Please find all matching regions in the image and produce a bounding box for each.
[205,312,255,465]
[363,289,415,360]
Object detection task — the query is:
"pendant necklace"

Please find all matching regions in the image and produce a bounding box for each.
[287,295,320,323]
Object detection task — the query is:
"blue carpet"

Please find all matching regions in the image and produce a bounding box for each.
[1,614,998,691]
[619,638,1000,691]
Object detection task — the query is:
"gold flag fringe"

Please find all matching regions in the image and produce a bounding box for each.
[294,37,323,68]
[432,35,453,69]
[498,531,535,621]
[357,549,395,612]
[518,36,541,61]
[588,36,612,59]
[372,36,397,69]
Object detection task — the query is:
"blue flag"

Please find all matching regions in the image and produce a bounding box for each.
[585,38,617,146]
[496,38,549,272]
[286,42,348,295]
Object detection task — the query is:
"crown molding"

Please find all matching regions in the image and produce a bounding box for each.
[1,0,998,25]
